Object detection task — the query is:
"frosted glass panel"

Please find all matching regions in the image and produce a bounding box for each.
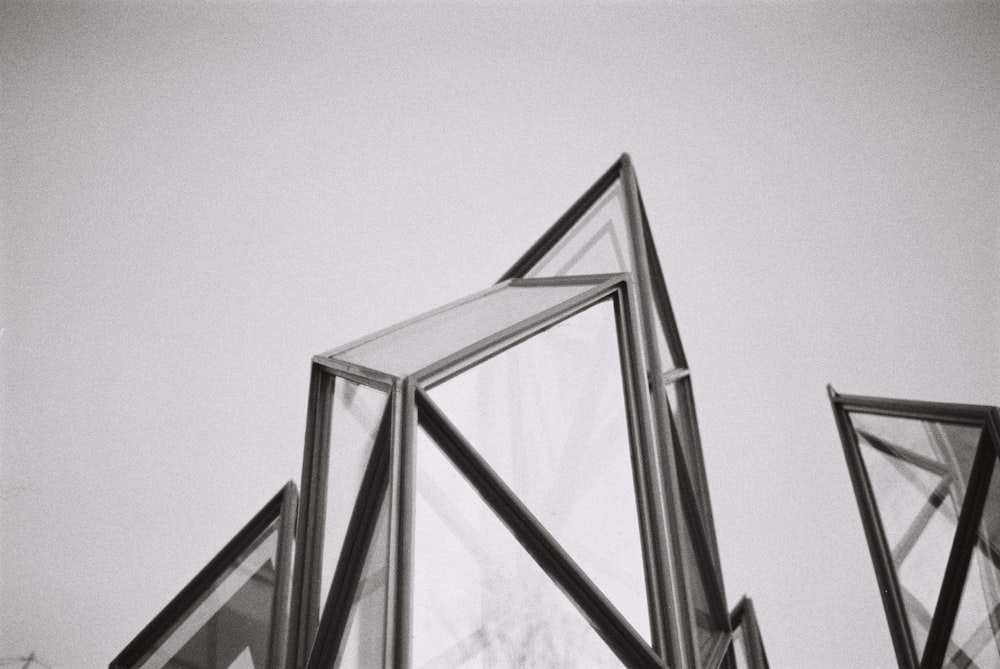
[429,299,652,643]
[412,427,624,668]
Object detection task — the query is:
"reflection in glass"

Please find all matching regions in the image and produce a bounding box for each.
[428,299,652,642]
[334,492,390,668]
[945,459,1000,669]
[140,524,280,669]
[321,378,389,612]
[525,180,631,278]
[851,412,984,657]
[412,427,624,668]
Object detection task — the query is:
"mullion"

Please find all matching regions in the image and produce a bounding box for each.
[414,387,666,669]
[288,367,336,669]
[921,436,996,668]
[306,407,392,669]
[613,282,672,659]
[622,156,696,669]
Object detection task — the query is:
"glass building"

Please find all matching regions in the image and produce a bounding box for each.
[829,387,1000,668]
[112,155,767,669]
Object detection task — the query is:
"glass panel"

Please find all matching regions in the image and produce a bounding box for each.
[412,427,624,668]
[334,490,390,668]
[524,179,631,278]
[666,377,711,526]
[428,299,652,642]
[140,522,280,669]
[321,378,390,609]
[944,457,1000,669]
[853,413,985,657]
[335,282,603,378]
[679,503,724,660]
[851,413,981,483]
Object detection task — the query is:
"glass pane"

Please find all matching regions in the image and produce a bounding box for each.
[428,299,652,642]
[666,377,712,529]
[321,378,390,609]
[851,413,982,485]
[525,179,631,278]
[334,491,390,668]
[412,427,624,668]
[944,457,1000,669]
[140,522,280,669]
[853,413,985,658]
[335,283,603,378]
[675,465,727,663]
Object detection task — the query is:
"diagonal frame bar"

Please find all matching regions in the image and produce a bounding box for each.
[414,386,667,669]
[305,408,392,669]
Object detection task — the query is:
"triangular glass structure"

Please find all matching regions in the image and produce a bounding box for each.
[830,388,1000,669]
[283,156,745,669]
[117,157,753,669]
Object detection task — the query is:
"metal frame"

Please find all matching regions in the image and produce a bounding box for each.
[110,481,299,669]
[501,153,730,669]
[300,277,686,668]
[727,597,770,669]
[117,157,745,669]
[287,365,394,669]
[288,157,737,669]
[829,386,1000,669]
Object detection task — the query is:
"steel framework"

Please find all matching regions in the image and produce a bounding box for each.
[112,155,767,669]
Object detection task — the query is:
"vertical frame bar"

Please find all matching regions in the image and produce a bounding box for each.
[386,378,416,667]
[269,481,301,669]
[288,364,334,669]
[621,154,697,669]
[614,281,671,656]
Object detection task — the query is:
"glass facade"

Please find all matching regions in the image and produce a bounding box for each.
[830,388,1000,669]
[114,155,768,669]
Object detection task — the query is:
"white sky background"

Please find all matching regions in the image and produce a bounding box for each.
[1,2,998,667]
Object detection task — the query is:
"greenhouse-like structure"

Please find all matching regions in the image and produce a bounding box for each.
[111,155,767,669]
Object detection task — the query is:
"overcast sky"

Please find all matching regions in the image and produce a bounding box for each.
[2,2,998,667]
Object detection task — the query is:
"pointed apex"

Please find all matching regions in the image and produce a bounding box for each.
[827,384,837,399]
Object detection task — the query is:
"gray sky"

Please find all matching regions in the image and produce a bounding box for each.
[2,2,998,667]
